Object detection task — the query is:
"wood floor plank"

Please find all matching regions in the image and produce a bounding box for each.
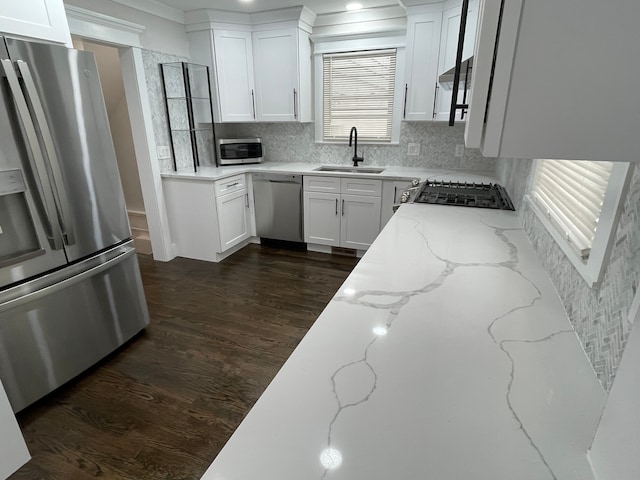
[10,245,358,479]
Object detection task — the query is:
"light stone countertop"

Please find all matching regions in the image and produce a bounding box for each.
[161,162,499,184]
[200,203,606,480]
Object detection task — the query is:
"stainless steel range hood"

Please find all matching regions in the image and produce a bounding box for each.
[438,57,473,91]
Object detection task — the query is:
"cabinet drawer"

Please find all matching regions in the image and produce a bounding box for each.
[340,178,382,196]
[215,174,246,197]
[303,176,341,193]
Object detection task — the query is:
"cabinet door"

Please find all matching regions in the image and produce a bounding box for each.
[217,189,251,251]
[403,13,443,121]
[213,30,256,122]
[303,191,340,246]
[340,194,382,250]
[0,0,71,46]
[434,0,479,121]
[164,179,220,261]
[253,29,298,122]
[380,180,413,229]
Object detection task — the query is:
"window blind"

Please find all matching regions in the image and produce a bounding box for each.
[323,49,397,142]
[531,159,613,259]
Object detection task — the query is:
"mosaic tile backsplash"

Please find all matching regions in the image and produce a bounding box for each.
[211,122,497,171]
[498,158,640,392]
[141,50,189,172]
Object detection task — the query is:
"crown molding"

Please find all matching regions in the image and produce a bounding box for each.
[65,5,146,47]
[314,5,406,27]
[110,0,185,24]
[184,6,316,33]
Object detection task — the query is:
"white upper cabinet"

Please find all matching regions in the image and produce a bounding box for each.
[187,11,313,124]
[213,29,256,123]
[0,0,71,46]
[466,0,640,162]
[403,12,442,121]
[252,28,311,122]
[433,0,478,121]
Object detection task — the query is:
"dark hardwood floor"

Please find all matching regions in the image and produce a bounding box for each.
[10,245,358,480]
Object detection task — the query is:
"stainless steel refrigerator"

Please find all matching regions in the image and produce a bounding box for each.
[0,37,150,412]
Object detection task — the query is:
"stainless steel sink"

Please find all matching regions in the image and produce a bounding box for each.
[314,166,385,174]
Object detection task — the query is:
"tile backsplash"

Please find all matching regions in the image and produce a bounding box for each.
[496,158,532,211]
[141,49,189,172]
[499,158,640,391]
[209,122,497,172]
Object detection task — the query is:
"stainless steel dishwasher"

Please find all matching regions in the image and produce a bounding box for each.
[252,173,304,243]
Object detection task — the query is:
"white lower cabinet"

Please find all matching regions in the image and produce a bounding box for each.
[303,192,341,246]
[340,195,382,249]
[163,174,254,262]
[217,188,251,251]
[380,179,415,228]
[303,176,382,251]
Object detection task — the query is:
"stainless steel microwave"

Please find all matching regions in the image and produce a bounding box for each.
[217,138,264,165]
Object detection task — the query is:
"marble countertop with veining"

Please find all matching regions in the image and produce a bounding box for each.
[200,204,606,480]
[161,162,498,184]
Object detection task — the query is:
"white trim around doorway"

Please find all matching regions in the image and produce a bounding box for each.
[64,5,176,262]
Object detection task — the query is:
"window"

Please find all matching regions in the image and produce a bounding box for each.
[529,159,631,286]
[322,49,397,143]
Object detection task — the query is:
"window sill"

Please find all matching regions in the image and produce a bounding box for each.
[527,195,598,287]
[314,140,400,146]
[525,161,632,288]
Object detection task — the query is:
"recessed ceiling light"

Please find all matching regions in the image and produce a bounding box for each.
[239,0,253,3]
[346,2,363,11]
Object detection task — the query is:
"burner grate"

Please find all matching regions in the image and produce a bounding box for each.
[413,181,515,210]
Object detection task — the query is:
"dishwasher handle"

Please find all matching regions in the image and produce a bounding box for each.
[252,173,302,184]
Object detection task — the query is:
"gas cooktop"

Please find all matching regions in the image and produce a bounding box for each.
[412,181,515,210]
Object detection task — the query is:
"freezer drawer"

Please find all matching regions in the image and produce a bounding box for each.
[0,241,149,412]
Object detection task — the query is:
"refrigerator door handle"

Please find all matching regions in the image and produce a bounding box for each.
[17,60,76,246]
[0,59,64,251]
[0,245,135,314]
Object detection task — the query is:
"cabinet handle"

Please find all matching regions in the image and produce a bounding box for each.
[251,89,256,119]
[448,0,470,126]
[227,182,240,188]
[394,186,398,202]
[245,193,249,208]
[433,84,439,119]
[335,198,338,215]
[293,88,298,120]
[342,199,345,216]
[403,84,408,119]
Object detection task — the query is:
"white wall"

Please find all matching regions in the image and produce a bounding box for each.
[589,290,640,480]
[64,0,189,56]
[77,39,146,213]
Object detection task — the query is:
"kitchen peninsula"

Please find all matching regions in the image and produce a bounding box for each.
[199,202,606,480]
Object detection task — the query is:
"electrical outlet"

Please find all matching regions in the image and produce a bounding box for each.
[407,143,420,156]
[455,144,465,157]
[156,145,171,159]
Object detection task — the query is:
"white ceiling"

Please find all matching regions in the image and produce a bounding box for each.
[150,0,438,15]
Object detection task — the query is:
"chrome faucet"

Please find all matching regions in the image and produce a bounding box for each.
[348,126,364,167]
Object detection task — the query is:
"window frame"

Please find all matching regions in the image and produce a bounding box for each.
[313,35,406,145]
[527,160,632,287]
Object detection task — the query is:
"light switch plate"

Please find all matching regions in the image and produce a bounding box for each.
[407,143,420,156]
[455,144,465,157]
[157,145,171,159]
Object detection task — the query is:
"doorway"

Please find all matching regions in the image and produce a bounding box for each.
[72,36,152,255]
